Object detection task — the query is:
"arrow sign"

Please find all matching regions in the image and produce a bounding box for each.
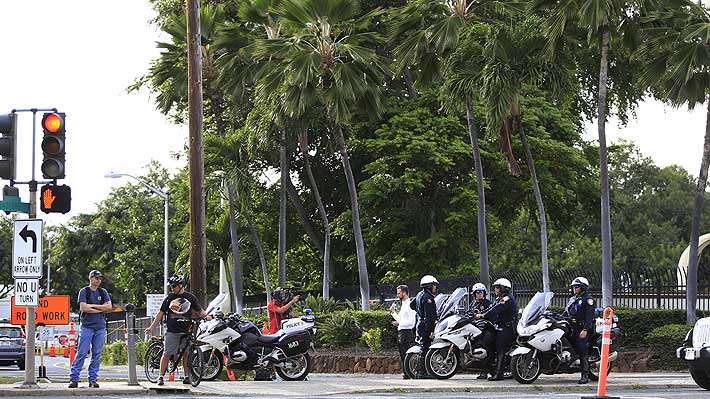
[12,220,43,279]
[19,225,37,253]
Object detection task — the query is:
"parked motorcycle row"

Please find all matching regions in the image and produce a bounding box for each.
[403,288,620,384]
[144,289,619,386]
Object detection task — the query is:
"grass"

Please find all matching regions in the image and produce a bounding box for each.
[0,377,21,384]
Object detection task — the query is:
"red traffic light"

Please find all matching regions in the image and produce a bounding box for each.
[41,113,64,134]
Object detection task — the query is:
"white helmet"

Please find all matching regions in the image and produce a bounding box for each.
[571,277,590,289]
[492,278,512,290]
[472,283,487,294]
[420,275,439,288]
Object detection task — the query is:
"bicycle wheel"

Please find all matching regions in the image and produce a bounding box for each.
[144,342,164,383]
[187,343,204,387]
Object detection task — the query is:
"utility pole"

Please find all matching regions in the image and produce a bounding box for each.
[186,0,207,304]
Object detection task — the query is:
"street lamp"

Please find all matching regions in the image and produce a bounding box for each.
[104,172,170,296]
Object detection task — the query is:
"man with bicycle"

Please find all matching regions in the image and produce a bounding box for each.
[145,275,210,386]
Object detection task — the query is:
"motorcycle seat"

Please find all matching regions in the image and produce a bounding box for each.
[257,333,283,344]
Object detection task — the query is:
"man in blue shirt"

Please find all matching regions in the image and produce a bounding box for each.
[68,270,112,388]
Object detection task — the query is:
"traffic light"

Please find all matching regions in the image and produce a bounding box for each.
[0,113,17,180]
[41,112,66,179]
[40,184,71,214]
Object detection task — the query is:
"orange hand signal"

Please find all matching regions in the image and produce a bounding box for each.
[42,188,56,209]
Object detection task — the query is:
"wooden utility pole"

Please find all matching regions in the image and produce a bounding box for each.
[186,0,207,304]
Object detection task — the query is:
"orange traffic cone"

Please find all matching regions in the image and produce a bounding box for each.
[224,355,235,381]
[261,321,269,335]
[168,370,175,381]
[49,344,55,357]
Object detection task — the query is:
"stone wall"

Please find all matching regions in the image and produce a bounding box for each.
[311,350,651,374]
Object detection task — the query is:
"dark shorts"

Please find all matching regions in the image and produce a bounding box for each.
[164,332,188,357]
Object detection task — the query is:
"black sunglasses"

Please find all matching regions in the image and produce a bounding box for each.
[170,283,181,288]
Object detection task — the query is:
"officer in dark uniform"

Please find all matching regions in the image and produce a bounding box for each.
[477,278,517,381]
[563,277,595,384]
[470,283,493,379]
[414,275,439,379]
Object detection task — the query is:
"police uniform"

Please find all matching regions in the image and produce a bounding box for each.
[414,288,437,377]
[483,292,517,380]
[565,291,595,382]
[470,298,492,314]
[565,292,595,354]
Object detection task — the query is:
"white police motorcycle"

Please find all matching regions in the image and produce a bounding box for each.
[402,289,465,379]
[197,294,316,381]
[423,287,499,379]
[509,292,618,384]
[676,317,710,390]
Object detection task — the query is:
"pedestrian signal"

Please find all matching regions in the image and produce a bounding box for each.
[40,184,71,214]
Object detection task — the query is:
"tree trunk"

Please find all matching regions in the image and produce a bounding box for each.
[335,124,370,310]
[285,177,325,257]
[403,67,419,99]
[245,209,272,303]
[598,20,613,308]
[465,95,490,291]
[514,113,550,292]
[278,129,288,287]
[687,98,710,324]
[226,183,244,314]
[187,0,206,304]
[299,133,331,299]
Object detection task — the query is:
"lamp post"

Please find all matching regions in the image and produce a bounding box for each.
[105,172,170,296]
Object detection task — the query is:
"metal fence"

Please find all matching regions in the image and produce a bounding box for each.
[240,265,710,312]
[106,316,153,344]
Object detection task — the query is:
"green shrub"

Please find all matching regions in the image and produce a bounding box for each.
[351,311,397,350]
[301,295,338,314]
[646,324,692,370]
[316,311,359,348]
[361,328,384,353]
[615,308,707,349]
[100,340,149,366]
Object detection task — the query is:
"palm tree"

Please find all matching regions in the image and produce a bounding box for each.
[392,0,514,290]
[130,5,247,311]
[638,1,708,323]
[253,0,388,310]
[479,17,577,292]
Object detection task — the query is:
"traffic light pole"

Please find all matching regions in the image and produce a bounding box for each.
[12,108,56,388]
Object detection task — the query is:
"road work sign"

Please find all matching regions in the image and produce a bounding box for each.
[11,295,70,325]
[12,219,43,279]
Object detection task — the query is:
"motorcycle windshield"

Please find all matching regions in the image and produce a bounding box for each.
[520,292,553,327]
[437,288,467,319]
[204,293,227,316]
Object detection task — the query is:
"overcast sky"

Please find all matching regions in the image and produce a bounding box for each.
[0,1,705,227]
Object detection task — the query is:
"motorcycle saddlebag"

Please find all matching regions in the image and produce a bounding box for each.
[278,331,310,357]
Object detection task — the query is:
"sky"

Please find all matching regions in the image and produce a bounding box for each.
[0,1,706,227]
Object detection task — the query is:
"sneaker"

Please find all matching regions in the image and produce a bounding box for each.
[182,377,191,385]
[68,381,78,388]
[89,381,99,388]
[157,377,164,386]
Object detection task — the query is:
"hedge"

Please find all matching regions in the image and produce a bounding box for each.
[314,310,398,350]
[614,308,707,349]
[100,341,148,366]
[646,324,692,370]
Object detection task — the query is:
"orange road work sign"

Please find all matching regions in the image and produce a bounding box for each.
[11,295,71,325]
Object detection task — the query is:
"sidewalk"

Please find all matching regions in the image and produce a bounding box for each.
[0,372,700,396]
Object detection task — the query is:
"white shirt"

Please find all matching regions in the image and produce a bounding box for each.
[392,298,416,330]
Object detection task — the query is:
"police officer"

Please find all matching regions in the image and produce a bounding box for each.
[564,277,595,384]
[414,275,439,379]
[477,278,517,381]
[469,283,493,379]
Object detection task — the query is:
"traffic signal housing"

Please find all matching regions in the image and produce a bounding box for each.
[0,113,17,180]
[40,184,71,214]
[41,112,66,179]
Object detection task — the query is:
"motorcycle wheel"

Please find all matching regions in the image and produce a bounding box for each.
[588,360,612,382]
[202,350,224,381]
[424,347,458,379]
[403,352,419,380]
[144,343,164,383]
[275,353,312,381]
[511,352,541,384]
[690,366,710,390]
[187,344,204,387]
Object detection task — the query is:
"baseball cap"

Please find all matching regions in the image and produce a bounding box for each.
[89,270,103,278]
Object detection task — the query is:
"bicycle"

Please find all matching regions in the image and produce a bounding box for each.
[144,319,205,387]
